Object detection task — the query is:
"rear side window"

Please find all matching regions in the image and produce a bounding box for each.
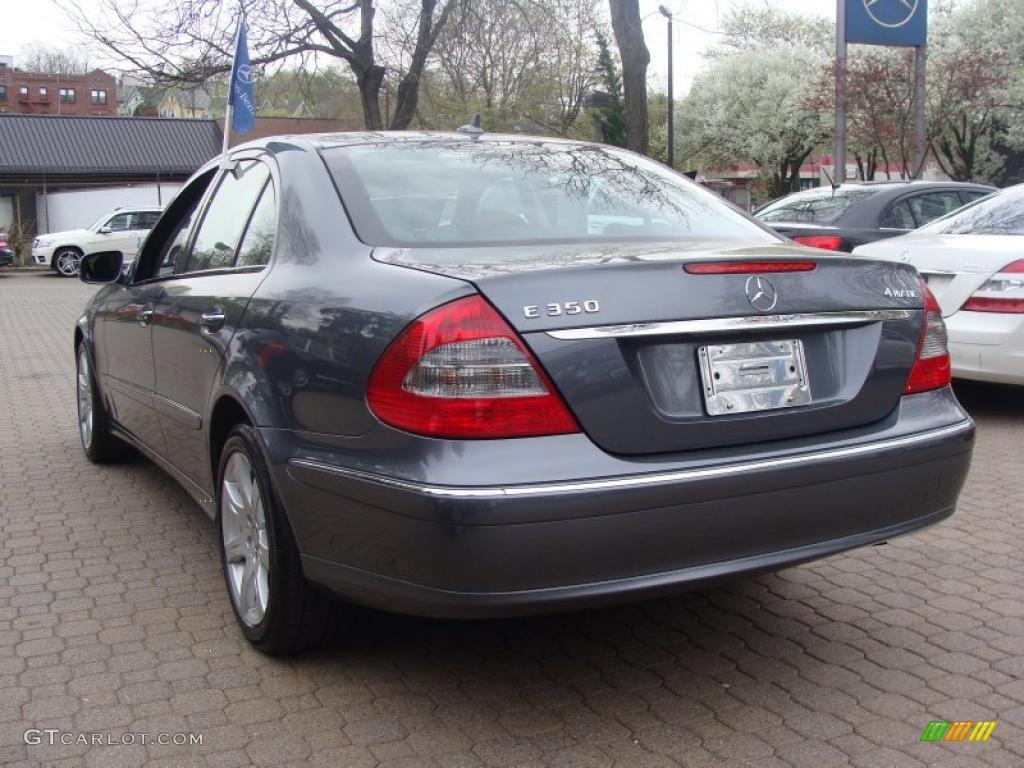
[134,211,162,229]
[187,162,270,272]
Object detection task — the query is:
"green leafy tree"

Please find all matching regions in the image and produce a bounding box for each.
[680,46,830,197]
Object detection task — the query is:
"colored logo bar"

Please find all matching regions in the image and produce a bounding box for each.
[921,721,996,742]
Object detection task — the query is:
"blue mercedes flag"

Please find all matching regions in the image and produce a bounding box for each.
[228,20,256,135]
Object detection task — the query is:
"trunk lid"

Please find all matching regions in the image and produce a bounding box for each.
[883,234,1022,317]
[376,241,925,454]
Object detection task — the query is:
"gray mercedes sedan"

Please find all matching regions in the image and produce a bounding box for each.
[74,132,974,654]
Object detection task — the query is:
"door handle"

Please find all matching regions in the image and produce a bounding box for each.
[200,309,226,333]
[137,309,154,327]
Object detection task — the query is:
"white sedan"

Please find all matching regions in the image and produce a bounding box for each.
[854,185,1024,385]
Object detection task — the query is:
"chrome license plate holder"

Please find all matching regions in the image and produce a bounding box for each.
[698,339,811,416]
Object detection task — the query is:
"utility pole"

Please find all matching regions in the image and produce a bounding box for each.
[659,5,674,169]
[912,45,927,178]
[834,0,847,183]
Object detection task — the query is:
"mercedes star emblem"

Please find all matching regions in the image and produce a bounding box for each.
[864,0,919,29]
[745,275,778,313]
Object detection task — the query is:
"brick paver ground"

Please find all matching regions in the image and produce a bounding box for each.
[0,271,1021,768]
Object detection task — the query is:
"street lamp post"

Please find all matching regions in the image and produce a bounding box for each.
[659,5,674,169]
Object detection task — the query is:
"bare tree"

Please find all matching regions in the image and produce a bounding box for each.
[58,0,459,130]
[418,0,599,135]
[18,44,91,75]
[608,0,649,154]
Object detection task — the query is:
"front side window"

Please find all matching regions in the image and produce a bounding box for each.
[880,200,915,229]
[186,161,271,272]
[133,171,216,280]
[104,214,131,231]
[908,192,964,227]
[323,141,774,249]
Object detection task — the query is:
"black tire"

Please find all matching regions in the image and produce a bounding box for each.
[53,247,83,277]
[216,424,345,654]
[76,343,134,463]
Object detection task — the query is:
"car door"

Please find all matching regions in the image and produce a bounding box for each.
[96,211,138,255]
[150,158,277,489]
[96,181,214,453]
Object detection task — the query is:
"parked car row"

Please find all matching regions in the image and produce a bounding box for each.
[854,185,1024,386]
[758,181,1022,386]
[0,232,12,268]
[754,181,995,252]
[32,207,162,277]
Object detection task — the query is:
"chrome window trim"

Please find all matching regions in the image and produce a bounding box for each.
[289,420,971,499]
[544,309,915,341]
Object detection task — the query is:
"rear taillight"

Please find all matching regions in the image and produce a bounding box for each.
[684,261,817,274]
[960,260,1024,314]
[791,235,843,251]
[904,282,951,394]
[366,295,579,439]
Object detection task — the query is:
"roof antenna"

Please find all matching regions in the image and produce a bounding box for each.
[457,113,483,137]
[819,162,835,191]
[821,162,838,198]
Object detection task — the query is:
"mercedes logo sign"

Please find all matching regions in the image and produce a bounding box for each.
[864,0,919,29]
[745,276,778,313]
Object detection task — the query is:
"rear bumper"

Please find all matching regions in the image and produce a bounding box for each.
[947,310,1024,385]
[266,393,974,619]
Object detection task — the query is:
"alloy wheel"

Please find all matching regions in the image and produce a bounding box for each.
[76,349,93,450]
[56,250,81,277]
[221,451,271,626]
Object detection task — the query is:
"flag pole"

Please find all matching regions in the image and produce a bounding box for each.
[222,17,241,163]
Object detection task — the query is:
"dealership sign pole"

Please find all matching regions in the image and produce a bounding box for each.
[835,0,928,182]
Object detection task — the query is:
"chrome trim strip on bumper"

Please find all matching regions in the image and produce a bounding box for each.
[544,310,915,341]
[289,420,972,500]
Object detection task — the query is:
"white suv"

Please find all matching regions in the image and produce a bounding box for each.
[33,207,163,277]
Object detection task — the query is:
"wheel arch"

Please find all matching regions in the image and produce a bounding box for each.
[208,393,256,487]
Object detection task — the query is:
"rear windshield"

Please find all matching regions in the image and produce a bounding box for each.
[917,185,1024,235]
[756,187,879,224]
[321,140,775,247]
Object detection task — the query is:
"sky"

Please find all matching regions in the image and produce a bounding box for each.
[4,0,839,95]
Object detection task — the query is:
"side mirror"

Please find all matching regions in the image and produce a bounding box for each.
[79,251,125,284]
[98,227,112,234]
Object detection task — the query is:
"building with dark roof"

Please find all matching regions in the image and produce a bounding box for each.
[0,113,222,246]
[0,62,117,117]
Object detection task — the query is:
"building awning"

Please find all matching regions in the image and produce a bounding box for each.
[0,114,221,181]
